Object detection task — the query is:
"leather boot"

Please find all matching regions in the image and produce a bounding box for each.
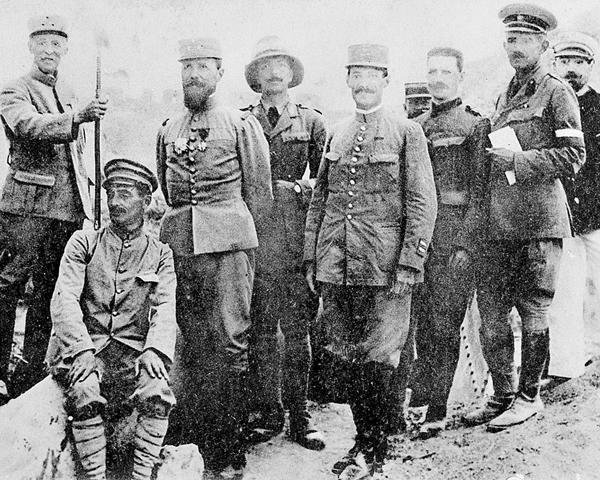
[519,329,550,400]
[131,415,168,480]
[462,393,514,426]
[71,416,107,480]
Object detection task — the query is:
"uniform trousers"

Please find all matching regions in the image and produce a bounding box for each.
[477,238,562,397]
[0,212,80,395]
[409,244,476,420]
[320,283,411,446]
[54,341,176,419]
[172,249,254,469]
[249,267,318,421]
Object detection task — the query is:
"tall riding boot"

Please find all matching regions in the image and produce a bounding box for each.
[131,415,169,480]
[71,416,107,480]
[519,329,550,400]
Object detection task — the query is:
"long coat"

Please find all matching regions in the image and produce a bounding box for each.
[0,65,91,222]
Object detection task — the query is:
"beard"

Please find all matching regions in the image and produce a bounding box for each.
[564,75,585,92]
[183,82,216,111]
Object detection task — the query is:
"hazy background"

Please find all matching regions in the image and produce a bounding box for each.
[0,0,598,174]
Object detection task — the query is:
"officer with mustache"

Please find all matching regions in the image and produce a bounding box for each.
[0,14,108,402]
[547,31,600,379]
[242,36,327,450]
[305,44,436,478]
[406,47,489,439]
[156,38,272,476]
[463,4,585,431]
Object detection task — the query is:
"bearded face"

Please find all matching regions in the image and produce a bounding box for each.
[181,58,223,110]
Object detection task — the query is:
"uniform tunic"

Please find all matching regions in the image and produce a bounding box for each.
[478,64,585,396]
[0,65,92,392]
[304,106,437,367]
[409,98,489,420]
[244,100,327,418]
[46,224,177,413]
[156,97,272,456]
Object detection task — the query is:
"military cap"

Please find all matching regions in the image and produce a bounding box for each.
[245,36,304,93]
[553,30,598,60]
[103,158,158,193]
[178,38,222,62]
[499,3,557,34]
[405,82,431,99]
[28,14,68,38]
[346,44,389,70]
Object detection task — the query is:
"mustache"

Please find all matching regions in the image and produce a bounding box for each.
[109,206,127,216]
[564,72,581,80]
[429,82,448,90]
[267,76,283,82]
[183,79,207,88]
[354,86,377,94]
[510,52,526,60]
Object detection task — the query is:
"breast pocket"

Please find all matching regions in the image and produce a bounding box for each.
[325,151,345,187]
[506,106,549,148]
[367,153,399,190]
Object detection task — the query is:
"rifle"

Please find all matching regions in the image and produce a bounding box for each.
[94,52,102,230]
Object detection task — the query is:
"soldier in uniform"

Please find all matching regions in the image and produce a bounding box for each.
[0,15,108,401]
[404,82,432,119]
[408,47,489,439]
[156,38,272,475]
[548,31,600,378]
[242,36,327,450]
[46,159,177,480]
[304,44,437,478]
[463,4,585,431]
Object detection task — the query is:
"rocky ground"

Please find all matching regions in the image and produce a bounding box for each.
[243,361,600,480]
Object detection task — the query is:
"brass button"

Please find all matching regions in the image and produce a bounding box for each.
[346,214,353,220]
[354,146,360,152]
[352,157,358,162]
[118,268,126,274]
[191,189,197,195]
[191,199,198,205]
[348,203,353,209]
[112,311,119,317]
[116,289,124,294]
[124,241,131,249]
[360,126,366,131]
[348,191,354,196]
[190,167,197,173]
[357,136,364,142]
[350,168,356,174]
[350,179,356,185]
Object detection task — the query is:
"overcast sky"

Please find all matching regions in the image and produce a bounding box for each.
[0,0,597,104]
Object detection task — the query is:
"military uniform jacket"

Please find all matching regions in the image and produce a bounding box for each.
[244,101,327,272]
[46,224,177,369]
[157,97,272,257]
[304,106,437,286]
[562,87,600,235]
[415,98,489,251]
[0,65,92,222]
[487,65,585,240]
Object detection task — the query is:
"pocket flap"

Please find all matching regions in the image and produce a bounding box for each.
[325,152,341,161]
[136,272,159,283]
[506,106,544,124]
[14,171,56,187]
[282,131,310,142]
[369,153,397,164]
[432,136,466,148]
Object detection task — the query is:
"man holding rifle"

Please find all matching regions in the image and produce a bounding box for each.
[0,14,108,402]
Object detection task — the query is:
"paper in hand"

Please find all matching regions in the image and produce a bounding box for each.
[488,126,521,185]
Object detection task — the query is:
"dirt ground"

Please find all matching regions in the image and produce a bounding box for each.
[242,361,600,480]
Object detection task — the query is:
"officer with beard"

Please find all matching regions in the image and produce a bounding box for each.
[547,31,600,378]
[156,38,272,476]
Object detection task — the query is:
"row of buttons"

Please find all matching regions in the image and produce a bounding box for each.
[346,124,366,220]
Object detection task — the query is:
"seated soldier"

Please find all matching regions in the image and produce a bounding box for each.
[45,158,177,480]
